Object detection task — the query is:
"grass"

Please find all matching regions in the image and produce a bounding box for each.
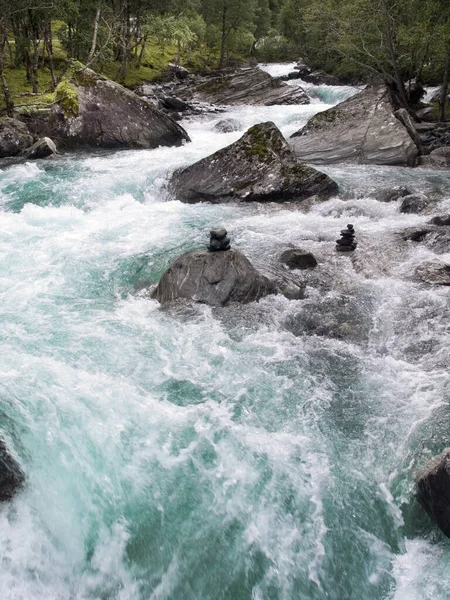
[0,33,224,110]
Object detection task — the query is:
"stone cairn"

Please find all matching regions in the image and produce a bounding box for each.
[208,227,231,251]
[336,224,357,252]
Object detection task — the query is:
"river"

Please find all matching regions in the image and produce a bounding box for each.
[0,63,449,600]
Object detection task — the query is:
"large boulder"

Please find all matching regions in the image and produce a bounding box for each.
[415,449,450,536]
[191,67,310,106]
[22,65,189,150]
[0,439,24,501]
[152,248,276,306]
[289,86,418,166]
[0,117,34,158]
[168,122,338,204]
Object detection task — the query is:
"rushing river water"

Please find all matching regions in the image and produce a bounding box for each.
[0,64,449,600]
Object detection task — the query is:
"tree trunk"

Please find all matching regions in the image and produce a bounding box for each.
[0,26,14,117]
[87,0,102,65]
[219,5,228,69]
[382,0,408,109]
[439,41,450,123]
[44,19,56,90]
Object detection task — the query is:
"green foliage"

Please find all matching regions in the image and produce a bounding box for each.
[55,80,79,117]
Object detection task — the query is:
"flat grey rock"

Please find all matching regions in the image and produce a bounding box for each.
[289,86,418,166]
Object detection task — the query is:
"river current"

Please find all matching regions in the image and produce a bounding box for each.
[0,64,449,599]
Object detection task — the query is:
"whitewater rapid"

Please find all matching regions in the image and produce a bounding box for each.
[0,64,449,600]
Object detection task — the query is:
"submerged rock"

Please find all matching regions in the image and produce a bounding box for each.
[0,439,24,501]
[152,248,276,306]
[415,449,450,537]
[213,118,242,133]
[376,186,412,203]
[169,122,338,204]
[415,260,450,285]
[23,65,189,150]
[289,86,418,166]
[399,194,428,214]
[0,117,34,158]
[279,248,317,270]
[429,214,450,226]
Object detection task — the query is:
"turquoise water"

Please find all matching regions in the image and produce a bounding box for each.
[0,84,450,599]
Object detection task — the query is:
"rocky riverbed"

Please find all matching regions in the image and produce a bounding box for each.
[0,63,449,600]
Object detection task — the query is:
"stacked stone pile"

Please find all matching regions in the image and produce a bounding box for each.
[208,227,231,251]
[336,224,357,252]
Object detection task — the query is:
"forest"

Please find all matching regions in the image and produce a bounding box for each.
[1,0,450,116]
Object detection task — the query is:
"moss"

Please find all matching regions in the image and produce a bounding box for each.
[281,164,314,185]
[310,107,339,129]
[243,125,283,164]
[55,80,79,117]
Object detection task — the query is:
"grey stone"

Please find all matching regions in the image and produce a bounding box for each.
[429,214,450,226]
[416,106,435,122]
[193,67,310,106]
[415,260,450,285]
[279,248,318,270]
[400,194,428,214]
[280,282,305,300]
[161,96,189,111]
[0,117,34,158]
[376,186,412,203]
[152,248,276,306]
[22,137,57,160]
[430,146,450,166]
[289,86,418,166]
[23,66,189,150]
[210,227,227,240]
[415,449,450,536]
[0,439,24,502]
[213,119,241,133]
[169,122,338,204]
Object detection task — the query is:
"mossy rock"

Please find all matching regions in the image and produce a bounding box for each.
[55,80,79,118]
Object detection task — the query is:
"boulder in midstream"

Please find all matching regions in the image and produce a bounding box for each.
[168,122,338,204]
[289,86,418,166]
[279,248,318,270]
[415,449,450,537]
[0,439,24,502]
[152,248,276,306]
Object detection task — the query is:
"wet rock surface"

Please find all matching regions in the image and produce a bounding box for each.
[279,248,317,270]
[415,260,450,285]
[0,439,24,502]
[152,248,276,306]
[399,194,429,214]
[289,86,418,166]
[376,186,412,203]
[0,117,34,158]
[415,449,450,537]
[169,122,338,204]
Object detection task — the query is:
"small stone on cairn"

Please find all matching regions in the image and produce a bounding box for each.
[336,224,357,252]
[208,227,231,252]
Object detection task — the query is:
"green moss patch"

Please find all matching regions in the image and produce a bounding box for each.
[55,80,79,117]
